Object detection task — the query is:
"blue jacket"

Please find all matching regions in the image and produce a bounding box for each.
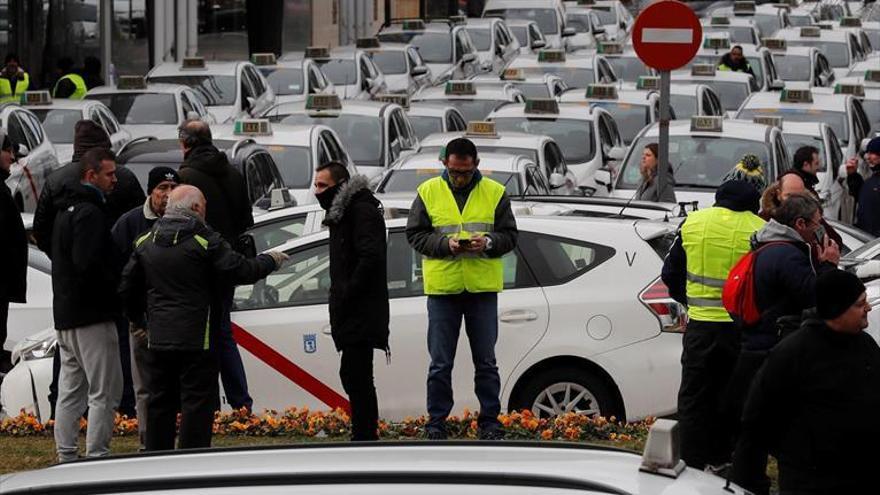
[112,199,160,262]
[856,172,880,236]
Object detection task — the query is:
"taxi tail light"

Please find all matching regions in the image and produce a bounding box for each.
[639,278,687,333]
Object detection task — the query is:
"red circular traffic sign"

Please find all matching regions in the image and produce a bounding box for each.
[632,0,702,71]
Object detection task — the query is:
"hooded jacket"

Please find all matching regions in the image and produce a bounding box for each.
[178,144,253,243]
[50,181,121,329]
[120,209,277,352]
[0,167,27,303]
[324,175,390,352]
[745,220,836,350]
[635,164,676,203]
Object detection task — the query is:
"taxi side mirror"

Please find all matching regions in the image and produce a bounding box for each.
[411,65,429,77]
[549,172,566,189]
[460,52,477,64]
[186,110,201,121]
[562,27,577,38]
[607,146,626,162]
[530,39,546,50]
[593,26,606,36]
[593,167,613,192]
[769,79,785,91]
[15,143,29,159]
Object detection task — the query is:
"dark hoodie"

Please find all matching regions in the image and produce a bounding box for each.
[33,120,144,256]
[178,144,253,243]
[662,179,762,305]
[120,209,276,351]
[50,182,120,329]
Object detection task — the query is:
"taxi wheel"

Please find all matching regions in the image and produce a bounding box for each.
[512,367,620,420]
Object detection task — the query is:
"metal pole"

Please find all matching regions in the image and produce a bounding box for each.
[176,0,187,62]
[656,69,670,200]
[187,0,198,57]
[101,0,112,84]
[153,0,165,66]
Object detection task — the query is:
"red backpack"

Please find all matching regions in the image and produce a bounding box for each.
[722,242,786,326]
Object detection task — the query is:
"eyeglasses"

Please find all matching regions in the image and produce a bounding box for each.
[447,169,475,178]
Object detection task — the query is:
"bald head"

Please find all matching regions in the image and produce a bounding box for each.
[166,184,207,221]
[178,119,212,151]
[778,173,806,202]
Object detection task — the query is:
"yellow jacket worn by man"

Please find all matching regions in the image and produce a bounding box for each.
[53,73,88,100]
[406,137,518,441]
[0,54,29,104]
[661,176,766,470]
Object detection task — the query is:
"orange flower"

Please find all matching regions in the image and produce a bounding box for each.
[541,429,553,440]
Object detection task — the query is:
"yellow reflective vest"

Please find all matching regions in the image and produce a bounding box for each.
[681,206,766,322]
[0,71,29,103]
[53,73,88,100]
[418,176,505,295]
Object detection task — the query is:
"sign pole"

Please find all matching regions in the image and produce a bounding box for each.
[657,69,670,200]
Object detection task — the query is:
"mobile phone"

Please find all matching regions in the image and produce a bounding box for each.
[458,238,473,247]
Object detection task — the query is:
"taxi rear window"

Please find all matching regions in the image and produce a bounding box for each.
[737,108,849,144]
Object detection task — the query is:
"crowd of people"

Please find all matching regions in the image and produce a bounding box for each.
[0,53,105,103]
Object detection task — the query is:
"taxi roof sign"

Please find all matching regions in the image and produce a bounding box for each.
[401,19,425,30]
[691,116,723,132]
[251,53,277,66]
[637,76,660,91]
[866,70,880,83]
[356,37,381,49]
[753,115,783,128]
[181,57,205,69]
[780,88,813,103]
[502,68,525,80]
[762,38,786,50]
[691,63,716,77]
[586,84,618,100]
[305,46,330,59]
[835,83,865,97]
[234,119,272,136]
[710,16,730,25]
[445,81,476,95]
[816,23,832,30]
[21,90,51,106]
[117,75,147,90]
[772,3,791,11]
[306,93,342,111]
[524,98,559,114]
[800,26,821,37]
[703,37,730,50]
[840,17,862,28]
[598,42,623,55]
[733,1,756,14]
[537,49,566,63]
[466,121,498,137]
[374,93,410,108]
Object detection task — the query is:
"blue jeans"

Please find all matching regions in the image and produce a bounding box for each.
[212,287,253,410]
[426,292,501,432]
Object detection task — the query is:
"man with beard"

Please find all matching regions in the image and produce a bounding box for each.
[717,45,755,79]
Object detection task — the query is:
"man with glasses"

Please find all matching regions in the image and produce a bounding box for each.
[406,138,518,440]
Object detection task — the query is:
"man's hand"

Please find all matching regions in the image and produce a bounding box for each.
[464,236,488,253]
[817,235,840,265]
[448,237,463,255]
[266,251,290,269]
[845,157,858,175]
[129,323,147,343]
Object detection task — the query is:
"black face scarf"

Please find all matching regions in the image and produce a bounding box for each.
[316,183,342,211]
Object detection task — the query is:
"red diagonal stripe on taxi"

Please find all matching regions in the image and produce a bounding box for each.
[232,323,351,413]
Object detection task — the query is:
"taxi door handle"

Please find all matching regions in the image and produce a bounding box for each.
[500,310,538,323]
[321,324,332,336]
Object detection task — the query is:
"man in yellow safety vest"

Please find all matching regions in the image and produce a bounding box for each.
[661,162,767,470]
[0,54,29,104]
[406,137,518,441]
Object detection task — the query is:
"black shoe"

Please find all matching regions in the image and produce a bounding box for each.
[479,429,505,441]
[425,429,447,440]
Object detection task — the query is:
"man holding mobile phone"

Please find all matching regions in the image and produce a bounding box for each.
[406,138,518,440]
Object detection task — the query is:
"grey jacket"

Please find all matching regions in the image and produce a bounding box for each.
[635,165,677,203]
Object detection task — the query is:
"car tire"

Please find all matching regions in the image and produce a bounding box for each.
[511,366,622,420]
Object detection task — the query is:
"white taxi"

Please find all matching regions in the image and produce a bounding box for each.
[669,84,725,119]
[464,17,521,74]
[700,16,761,46]
[1,101,61,212]
[562,5,605,52]
[608,116,792,208]
[377,19,480,84]
[569,0,634,41]
[472,69,569,99]
[689,39,785,92]
[405,101,468,141]
[505,49,618,89]
[301,45,386,100]
[776,26,866,79]
[560,81,659,145]
[251,52,336,105]
[593,41,654,83]
[483,0,576,50]
[211,119,358,206]
[708,1,790,38]
[86,77,212,140]
[21,91,129,163]
[146,57,276,123]
[671,64,757,116]
[411,80,524,122]
[488,98,624,192]
[261,94,418,179]
[819,17,877,57]
[846,56,880,85]
[814,80,880,150]
[761,39,836,87]
[504,19,549,54]
[362,41,432,95]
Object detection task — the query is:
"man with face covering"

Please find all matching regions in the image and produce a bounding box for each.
[406,138,518,440]
[855,137,880,236]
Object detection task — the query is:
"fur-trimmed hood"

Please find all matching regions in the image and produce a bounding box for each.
[323,174,372,226]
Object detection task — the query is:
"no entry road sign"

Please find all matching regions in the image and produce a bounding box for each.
[632,0,702,71]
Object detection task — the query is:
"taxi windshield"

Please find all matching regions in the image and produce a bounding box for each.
[148,75,237,106]
[273,114,383,166]
[513,83,553,99]
[702,26,756,44]
[408,115,443,141]
[491,117,595,163]
[421,145,539,165]
[259,67,304,96]
[30,109,82,144]
[702,81,751,111]
[88,93,178,124]
[737,108,849,144]
[752,14,782,37]
[619,135,771,189]
[587,101,651,144]
[485,9,559,35]
[788,41,850,67]
[860,99,879,128]
[783,134,828,172]
[774,55,813,81]
[369,51,408,75]
[670,94,698,119]
[591,7,616,25]
[789,14,814,27]
[377,32,452,64]
[466,28,492,51]
[315,59,358,86]
[566,13,594,33]
[381,169,521,195]
[509,26,529,45]
[436,99,507,122]
[520,67,594,88]
[607,57,651,82]
[264,144,313,188]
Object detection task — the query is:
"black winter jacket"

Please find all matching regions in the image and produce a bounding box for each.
[0,168,27,303]
[50,182,121,329]
[178,144,253,243]
[324,175,390,352]
[856,170,880,236]
[731,318,880,494]
[119,211,276,351]
[111,199,159,261]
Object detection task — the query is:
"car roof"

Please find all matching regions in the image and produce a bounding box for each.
[148,61,244,77]
[367,42,412,53]
[670,70,754,84]
[776,27,852,43]
[472,73,558,85]
[765,45,819,57]
[503,19,539,28]
[20,99,96,111]
[464,18,501,28]
[508,53,598,69]
[413,84,519,101]
[211,123,322,146]
[488,101,602,120]
[396,151,528,172]
[407,102,459,118]
[779,120,824,137]
[265,99,397,118]
[420,130,550,148]
[87,83,189,95]
[700,17,757,27]
[740,90,850,112]
[255,58,310,69]
[379,23,455,35]
[668,83,709,96]
[638,119,774,141]
[560,88,656,106]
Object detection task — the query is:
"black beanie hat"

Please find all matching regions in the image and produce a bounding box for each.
[72,120,112,162]
[147,166,180,194]
[816,270,866,320]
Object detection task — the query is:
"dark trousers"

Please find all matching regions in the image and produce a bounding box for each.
[115,317,136,417]
[143,348,219,451]
[677,320,741,469]
[426,292,501,433]
[0,301,11,372]
[339,345,379,441]
[213,287,252,410]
